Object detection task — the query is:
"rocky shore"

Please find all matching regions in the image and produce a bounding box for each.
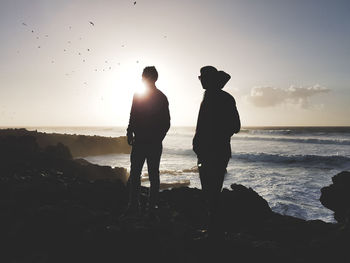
[0,128,131,157]
[0,134,349,263]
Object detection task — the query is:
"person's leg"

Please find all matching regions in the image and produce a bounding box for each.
[198,161,211,194]
[202,158,229,237]
[146,143,162,208]
[198,161,213,231]
[208,164,226,227]
[128,144,146,212]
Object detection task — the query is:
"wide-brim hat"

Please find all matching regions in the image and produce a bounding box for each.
[199,66,231,90]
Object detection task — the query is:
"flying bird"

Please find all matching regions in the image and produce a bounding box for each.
[89,21,95,26]
[87,48,90,51]
[22,22,27,26]
[31,30,34,33]
[134,1,137,5]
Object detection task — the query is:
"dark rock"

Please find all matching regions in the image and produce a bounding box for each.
[220,184,273,231]
[1,135,350,263]
[320,171,350,223]
[44,142,72,160]
[0,135,39,163]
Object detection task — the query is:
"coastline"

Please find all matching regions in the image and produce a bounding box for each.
[0,131,349,262]
[0,128,131,157]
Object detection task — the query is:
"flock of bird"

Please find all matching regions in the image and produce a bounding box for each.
[3,2,150,120]
[20,19,125,78]
[12,0,172,107]
[18,1,166,91]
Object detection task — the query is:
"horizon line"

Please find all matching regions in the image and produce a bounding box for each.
[1,125,350,129]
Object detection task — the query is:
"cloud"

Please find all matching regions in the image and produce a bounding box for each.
[248,85,330,108]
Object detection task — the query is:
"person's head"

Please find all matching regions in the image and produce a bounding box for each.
[198,66,231,90]
[142,66,158,87]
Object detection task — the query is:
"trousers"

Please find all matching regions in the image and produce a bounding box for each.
[198,156,229,233]
[129,142,163,208]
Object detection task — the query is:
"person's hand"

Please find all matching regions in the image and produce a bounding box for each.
[127,134,134,146]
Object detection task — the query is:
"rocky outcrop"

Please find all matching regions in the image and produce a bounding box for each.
[221,184,273,232]
[1,135,350,262]
[320,171,350,223]
[0,128,131,157]
[0,135,128,183]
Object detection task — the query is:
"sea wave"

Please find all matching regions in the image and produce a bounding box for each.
[233,136,350,145]
[159,168,197,176]
[240,129,293,135]
[232,152,350,168]
[163,148,195,156]
[240,127,350,136]
[142,166,199,177]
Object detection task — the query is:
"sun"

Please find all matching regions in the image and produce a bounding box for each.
[133,81,146,95]
[113,65,147,96]
[96,62,153,125]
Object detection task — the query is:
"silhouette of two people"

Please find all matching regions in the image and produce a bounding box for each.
[193,66,241,236]
[126,66,170,215]
[125,65,240,234]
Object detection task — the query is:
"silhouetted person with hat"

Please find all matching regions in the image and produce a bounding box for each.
[125,66,170,216]
[193,66,240,237]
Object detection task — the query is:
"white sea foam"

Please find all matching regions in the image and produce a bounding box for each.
[231,152,350,169]
[233,135,350,146]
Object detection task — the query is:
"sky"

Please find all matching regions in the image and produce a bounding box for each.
[0,0,349,127]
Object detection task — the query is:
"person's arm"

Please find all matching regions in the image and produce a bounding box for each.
[230,97,241,135]
[126,95,136,145]
[159,97,170,141]
[192,103,202,157]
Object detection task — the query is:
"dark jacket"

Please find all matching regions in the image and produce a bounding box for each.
[193,89,240,161]
[127,88,170,144]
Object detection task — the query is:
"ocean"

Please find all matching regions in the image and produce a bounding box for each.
[30,126,350,222]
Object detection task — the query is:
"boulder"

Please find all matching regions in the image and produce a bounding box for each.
[320,171,350,223]
[221,184,273,230]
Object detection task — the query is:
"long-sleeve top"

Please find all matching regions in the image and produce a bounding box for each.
[127,88,170,144]
[193,89,240,161]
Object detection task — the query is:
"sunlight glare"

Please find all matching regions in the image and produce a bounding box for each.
[134,81,146,95]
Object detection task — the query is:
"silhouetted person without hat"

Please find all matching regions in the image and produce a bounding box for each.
[193,66,240,237]
[125,66,170,216]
